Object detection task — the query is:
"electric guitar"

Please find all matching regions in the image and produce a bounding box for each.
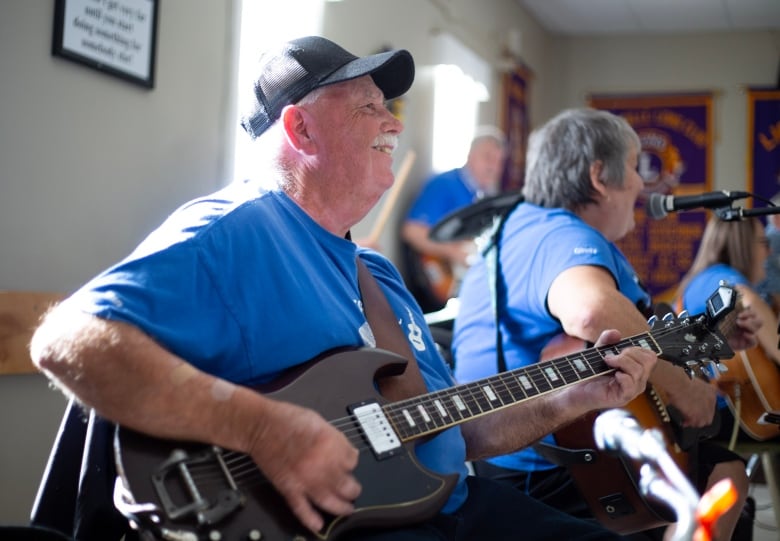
[113,294,735,541]
[418,253,458,304]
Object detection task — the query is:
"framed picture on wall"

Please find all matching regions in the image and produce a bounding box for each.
[52,0,159,89]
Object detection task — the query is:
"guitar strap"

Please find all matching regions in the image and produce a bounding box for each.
[483,196,525,373]
[484,200,597,467]
[356,257,416,362]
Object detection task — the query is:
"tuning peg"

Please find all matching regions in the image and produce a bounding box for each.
[677,310,689,320]
[698,361,721,380]
[647,315,658,326]
[662,312,675,322]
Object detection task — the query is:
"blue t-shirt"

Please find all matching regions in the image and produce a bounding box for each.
[680,264,749,316]
[67,180,470,513]
[406,168,479,227]
[679,263,749,410]
[452,203,651,472]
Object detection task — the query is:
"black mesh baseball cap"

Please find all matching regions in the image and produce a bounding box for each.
[241,36,415,140]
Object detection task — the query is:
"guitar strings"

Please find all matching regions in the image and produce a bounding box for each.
[178,322,708,492]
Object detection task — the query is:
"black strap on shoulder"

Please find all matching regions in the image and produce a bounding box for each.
[483,198,599,468]
[482,194,524,374]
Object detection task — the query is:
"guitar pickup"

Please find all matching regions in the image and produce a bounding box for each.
[350,401,402,459]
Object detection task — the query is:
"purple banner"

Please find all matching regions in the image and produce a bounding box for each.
[501,65,532,192]
[589,93,713,303]
[748,88,780,211]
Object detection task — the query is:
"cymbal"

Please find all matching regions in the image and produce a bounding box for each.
[430,191,524,242]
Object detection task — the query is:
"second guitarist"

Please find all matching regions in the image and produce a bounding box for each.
[401,127,507,312]
[678,215,780,443]
[452,108,761,541]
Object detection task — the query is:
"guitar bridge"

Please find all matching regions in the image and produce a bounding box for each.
[152,446,244,526]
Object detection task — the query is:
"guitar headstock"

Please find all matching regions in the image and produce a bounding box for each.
[649,284,737,375]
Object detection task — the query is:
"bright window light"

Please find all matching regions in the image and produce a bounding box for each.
[233,0,325,185]
[431,64,490,173]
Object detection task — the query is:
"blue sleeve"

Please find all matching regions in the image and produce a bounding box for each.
[406,171,472,227]
[682,265,749,315]
[504,223,618,316]
[68,240,247,381]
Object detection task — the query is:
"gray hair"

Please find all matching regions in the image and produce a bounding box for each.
[522,108,640,211]
[250,86,330,190]
[470,125,507,152]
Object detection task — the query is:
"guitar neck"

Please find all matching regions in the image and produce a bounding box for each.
[384,332,662,442]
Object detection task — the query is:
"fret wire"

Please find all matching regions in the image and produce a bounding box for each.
[383,327,676,440]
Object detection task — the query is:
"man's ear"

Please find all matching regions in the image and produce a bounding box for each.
[589,160,608,196]
[280,104,316,154]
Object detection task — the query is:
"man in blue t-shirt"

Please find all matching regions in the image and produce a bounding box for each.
[401,127,507,311]
[30,39,656,541]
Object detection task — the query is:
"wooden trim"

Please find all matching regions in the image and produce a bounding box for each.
[0,291,64,375]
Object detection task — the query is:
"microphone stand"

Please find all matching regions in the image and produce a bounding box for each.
[594,409,736,541]
[715,204,780,221]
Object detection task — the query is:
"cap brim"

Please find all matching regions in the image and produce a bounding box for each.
[320,49,415,100]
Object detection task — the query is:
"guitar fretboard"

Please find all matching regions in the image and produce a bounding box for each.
[384,334,661,441]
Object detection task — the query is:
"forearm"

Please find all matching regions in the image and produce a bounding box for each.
[401,222,466,264]
[549,266,650,343]
[30,307,263,455]
[460,337,657,461]
[461,389,587,461]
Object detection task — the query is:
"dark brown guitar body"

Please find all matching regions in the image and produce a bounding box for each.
[115,349,457,541]
[553,387,689,534]
[114,304,734,540]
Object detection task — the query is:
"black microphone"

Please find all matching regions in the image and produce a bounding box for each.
[646,190,751,220]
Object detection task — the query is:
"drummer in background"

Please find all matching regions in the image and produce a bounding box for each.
[401,126,507,311]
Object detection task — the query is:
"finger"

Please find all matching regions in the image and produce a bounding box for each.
[336,472,362,501]
[594,328,622,347]
[287,492,325,534]
[311,482,358,517]
[302,469,360,522]
[604,349,653,386]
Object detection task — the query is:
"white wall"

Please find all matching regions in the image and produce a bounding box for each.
[0,0,238,523]
[0,0,778,527]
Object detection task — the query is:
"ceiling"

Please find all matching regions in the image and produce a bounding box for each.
[516,0,780,36]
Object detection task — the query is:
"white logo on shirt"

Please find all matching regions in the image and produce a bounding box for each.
[355,298,376,347]
[405,307,426,351]
[574,246,598,255]
[359,322,376,348]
